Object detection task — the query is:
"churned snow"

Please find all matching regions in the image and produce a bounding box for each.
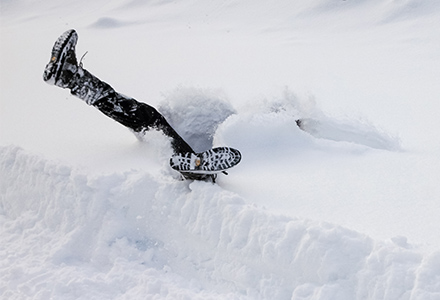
[1,0,440,299]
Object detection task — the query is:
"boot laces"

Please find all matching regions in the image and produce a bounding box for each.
[79,51,88,68]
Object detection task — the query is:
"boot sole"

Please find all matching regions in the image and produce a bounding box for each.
[170,147,242,175]
[43,29,78,85]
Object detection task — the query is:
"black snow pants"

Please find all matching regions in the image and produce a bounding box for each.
[70,68,195,155]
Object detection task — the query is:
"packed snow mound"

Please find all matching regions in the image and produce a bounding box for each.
[214,88,400,154]
[1,145,439,300]
[157,86,400,156]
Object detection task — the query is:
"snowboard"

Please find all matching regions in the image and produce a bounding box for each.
[170,147,241,181]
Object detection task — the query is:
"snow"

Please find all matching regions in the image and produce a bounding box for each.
[1,0,440,299]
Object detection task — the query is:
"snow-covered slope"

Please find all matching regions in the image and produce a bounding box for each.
[1,0,440,299]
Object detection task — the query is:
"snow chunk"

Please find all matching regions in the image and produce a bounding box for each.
[159,87,236,153]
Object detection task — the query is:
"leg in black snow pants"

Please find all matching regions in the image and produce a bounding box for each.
[71,68,195,154]
[43,29,194,155]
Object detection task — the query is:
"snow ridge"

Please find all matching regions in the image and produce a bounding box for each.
[1,145,438,299]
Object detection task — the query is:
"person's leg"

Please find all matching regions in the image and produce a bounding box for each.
[43,29,194,154]
[69,67,195,154]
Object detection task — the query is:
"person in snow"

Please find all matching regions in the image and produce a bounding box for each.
[43,29,194,154]
[43,29,240,181]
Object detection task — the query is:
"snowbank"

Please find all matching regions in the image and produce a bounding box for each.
[1,145,439,299]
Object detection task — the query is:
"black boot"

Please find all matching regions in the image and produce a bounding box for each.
[43,29,78,88]
[43,29,112,105]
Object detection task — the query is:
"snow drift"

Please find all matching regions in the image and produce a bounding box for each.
[1,145,439,299]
